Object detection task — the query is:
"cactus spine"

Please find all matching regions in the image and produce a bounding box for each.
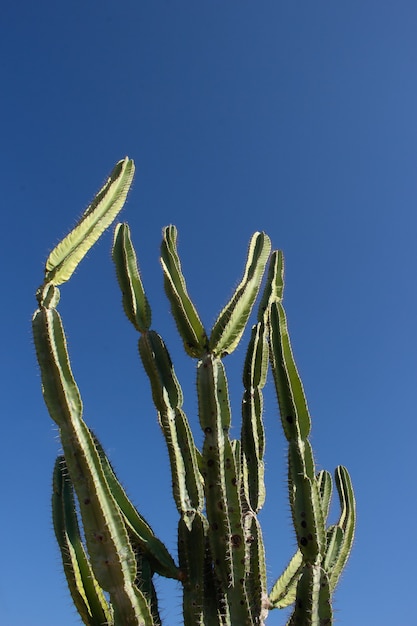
[33,158,356,625]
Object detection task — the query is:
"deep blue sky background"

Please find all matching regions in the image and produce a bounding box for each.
[2,2,416,625]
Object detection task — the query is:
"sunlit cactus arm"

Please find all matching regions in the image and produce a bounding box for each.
[326,466,356,591]
[52,456,113,626]
[34,308,153,624]
[268,472,332,611]
[112,223,152,332]
[160,225,208,357]
[268,550,304,610]
[139,331,205,524]
[44,158,134,287]
[264,249,355,624]
[93,434,180,580]
[112,223,205,526]
[241,320,268,512]
[33,297,155,625]
[209,232,271,357]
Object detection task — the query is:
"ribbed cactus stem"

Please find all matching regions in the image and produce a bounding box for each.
[34,161,355,626]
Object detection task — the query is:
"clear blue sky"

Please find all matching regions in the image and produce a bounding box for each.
[2,2,416,625]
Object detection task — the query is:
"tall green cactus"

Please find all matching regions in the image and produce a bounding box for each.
[33,158,355,626]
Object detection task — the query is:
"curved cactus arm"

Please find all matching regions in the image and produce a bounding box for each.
[139,331,204,526]
[268,549,303,610]
[327,466,356,592]
[269,300,311,443]
[52,456,113,626]
[112,225,205,527]
[93,434,180,580]
[112,223,151,332]
[160,225,208,357]
[209,232,271,357]
[33,297,155,625]
[288,564,332,626]
[241,320,268,512]
[44,158,134,287]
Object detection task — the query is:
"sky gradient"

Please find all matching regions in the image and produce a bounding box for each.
[2,2,417,625]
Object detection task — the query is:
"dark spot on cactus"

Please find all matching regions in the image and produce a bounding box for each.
[231,534,242,548]
[307,533,313,541]
[84,498,90,505]
[178,569,187,582]
[205,426,212,434]
[212,522,219,531]
[301,520,307,528]
[286,415,293,423]
[300,511,306,518]
[207,458,214,467]
[240,600,245,605]
[225,458,231,469]
[217,501,223,510]
[240,578,245,585]
[232,477,237,486]
[300,536,307,546]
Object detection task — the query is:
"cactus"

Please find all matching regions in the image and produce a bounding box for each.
[33,158,355,626]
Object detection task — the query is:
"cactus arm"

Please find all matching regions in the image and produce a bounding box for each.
[197,354,253,625]
[112,224,205,527]
[327,466,356,591]
[269,301,311,443]
[257,250,285,319]
[209,232,271,357]
[33,299,154,625]
[131,549,162,626]
[268,549,303,610]
[112,223,152,332]
[178,513,207,626]
[243,512,269,625]
[160,225,208,357]
[44,158,134,286]
[241,320,268,512]
[94,435,180,580]
[52,456,113,626]
[139,331,204,526]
